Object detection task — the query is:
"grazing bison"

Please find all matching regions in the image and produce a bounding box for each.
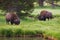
[38,10,53,21]
[5,12,20,25]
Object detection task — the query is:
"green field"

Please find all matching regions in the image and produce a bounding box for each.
[0,8,60,40]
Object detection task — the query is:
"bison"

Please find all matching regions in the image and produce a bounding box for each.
[38,10,53,21]
[5,12,20,25]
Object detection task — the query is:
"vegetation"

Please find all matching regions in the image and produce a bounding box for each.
[0,0,35,16]
[0,0,60,16]
[38,0,60,7]
[0,7,60,40]
[0,0,60,40]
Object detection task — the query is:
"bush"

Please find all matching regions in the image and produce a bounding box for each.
[0,0,35,17]
[14,28,24,36]
[0,28,13,37]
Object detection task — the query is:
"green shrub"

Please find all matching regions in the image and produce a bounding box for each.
[0,28,13,37]
[24,30,36,35]
[14,28,24,36]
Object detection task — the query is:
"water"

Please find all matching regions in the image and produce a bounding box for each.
[0,37,45,40]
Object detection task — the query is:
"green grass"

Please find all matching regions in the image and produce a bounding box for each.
[0,7,60,40]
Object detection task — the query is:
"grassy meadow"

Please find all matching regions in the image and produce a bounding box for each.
[0,7,60,40]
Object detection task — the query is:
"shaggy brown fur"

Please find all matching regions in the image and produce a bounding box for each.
[38,10,53,21]
[5,12,20,25]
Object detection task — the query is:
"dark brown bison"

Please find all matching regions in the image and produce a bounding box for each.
[5,12,20,25]
[38,10,53,21]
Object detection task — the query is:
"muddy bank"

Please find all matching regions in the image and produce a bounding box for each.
[0,34,57,40]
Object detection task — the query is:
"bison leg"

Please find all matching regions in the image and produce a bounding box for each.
[10,20,14,25]
[47,17,49,21]
[43,17,46,21]
[10,21,14,25]
[43,18,46,21]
